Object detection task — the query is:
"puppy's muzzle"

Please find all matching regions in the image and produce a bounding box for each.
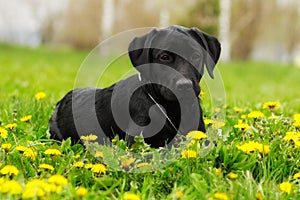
[176,78,193,91]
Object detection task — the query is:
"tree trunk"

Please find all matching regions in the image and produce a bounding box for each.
[101,0,115,40]
[219,0,231,61]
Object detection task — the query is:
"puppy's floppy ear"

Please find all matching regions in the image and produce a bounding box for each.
[190,27,221,79]
[128,29,157,68]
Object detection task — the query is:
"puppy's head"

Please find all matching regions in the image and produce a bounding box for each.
[128,26,221,101]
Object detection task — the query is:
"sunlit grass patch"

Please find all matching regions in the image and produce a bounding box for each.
[1,94,299,199]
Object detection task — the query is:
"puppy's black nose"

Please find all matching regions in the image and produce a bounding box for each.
[176,79,193,90]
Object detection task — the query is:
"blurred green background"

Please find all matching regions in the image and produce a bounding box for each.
[0,43,299,108]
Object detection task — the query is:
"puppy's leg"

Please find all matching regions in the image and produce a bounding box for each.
[49,102,64,141]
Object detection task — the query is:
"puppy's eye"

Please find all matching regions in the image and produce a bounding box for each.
[159,53,173,62]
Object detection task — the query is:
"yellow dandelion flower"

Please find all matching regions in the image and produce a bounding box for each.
[214,192,229,200]
[279,181,292,194]
[295,141,300,148]
[293,172,300,179]
[15,145,37,160]
[227,172,238,180]
[35,92,46,100]
[24,147,37,160]
[241,114,247,119]
[44,183,62,193]
[0,165,19,176]
[20,115,32,122]
[204,119,225,129]
[0,127,8,138]
[237,141,269,155]
[20,187,39,197]
[234,107,243,113]
[38,164,54,171]
[23,179,46,199]
[91,163,107,174]
[257,144,269,155]
[175,190,184,197]
[248,111,265,119]
[204,119,212,125]
[234,123,250,131]
[123,193,141,200]
[80,134,98,141]
[293,121,300,128]
[216,168,222,176]
[181,149,197,158]
[0,180,23,195]
[111,138,117,143]
[263,101,280,109]
[186,131,207,141]
[200,90,205,97]
[294,114,300,121]
[283,132,299,142]
[76,187,88,197]
[48,174,68,185]
[237,119,243,124]
[1,143,12,151]
[255,192,263,200]
[44,149,61,156]
[74,161,84,168]
[73,154,80,159]
[187,139,196,147]
[121,157,136,168]
[94,151,103,158]
[4,123,17,130]
[15,145,27,152]
[237,141,259,154]
[212,121,226,129]
[84,163,94,169]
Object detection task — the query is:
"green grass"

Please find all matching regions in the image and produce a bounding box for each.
[0,43,300,199]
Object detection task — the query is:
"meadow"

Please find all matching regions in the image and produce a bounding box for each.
[0,43,300,199]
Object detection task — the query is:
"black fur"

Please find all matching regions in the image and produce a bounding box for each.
[49,26,221,148]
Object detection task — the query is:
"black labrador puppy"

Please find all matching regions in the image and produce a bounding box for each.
[49,26,221,148]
